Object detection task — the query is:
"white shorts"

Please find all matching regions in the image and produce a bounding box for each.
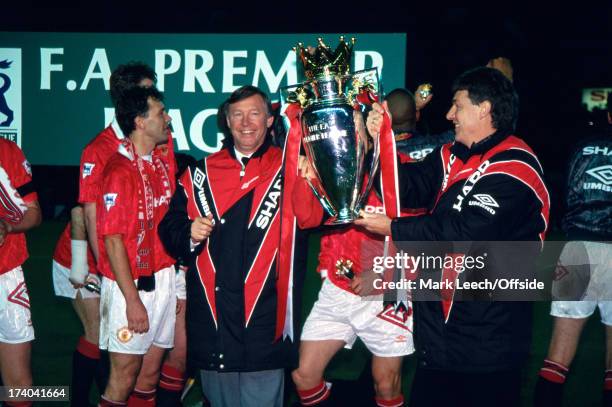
[0,267,35,343]
[551,300,612,325]
[176,268,186,300]
[301,278,414,357]
[99,266,177,354]
[551,241,612,325]
[52,260,100,300]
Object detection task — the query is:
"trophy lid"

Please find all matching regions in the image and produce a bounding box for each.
[295,36,355,80]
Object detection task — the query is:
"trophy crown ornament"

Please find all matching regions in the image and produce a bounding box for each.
[294,36,355,80]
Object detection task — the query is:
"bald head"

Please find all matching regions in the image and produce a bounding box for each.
[385,88,417,132]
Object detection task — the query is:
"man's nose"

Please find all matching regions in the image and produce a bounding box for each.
[446,107,454,121]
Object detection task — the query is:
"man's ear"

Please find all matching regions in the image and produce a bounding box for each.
[134,115,145,130]
[266,115,274,128]
[479,100,492,119]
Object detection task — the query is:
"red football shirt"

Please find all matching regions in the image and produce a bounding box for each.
[317,190,387,293]
[97,150,172,280]
[78,122,124,205]
[0,139,38,274]
[79,122,176,205]
[52,222,97,272]
[79,122,176,273]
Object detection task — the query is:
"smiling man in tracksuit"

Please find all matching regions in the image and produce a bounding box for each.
[159,86,320,407]
[358,67,550,407]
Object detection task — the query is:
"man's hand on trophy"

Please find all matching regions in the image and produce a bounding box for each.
[366,101,391,139]
[191,215,214,243]
[298,155,316,181]
[354,210,392,236]
[415,83,433,111]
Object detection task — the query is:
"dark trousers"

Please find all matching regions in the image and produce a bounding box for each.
[409,366,522,407]
[200,368,284,407]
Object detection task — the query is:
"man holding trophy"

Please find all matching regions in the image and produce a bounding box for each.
[159,85,322,407]
[359,67,550,406]
[284,38,412,407]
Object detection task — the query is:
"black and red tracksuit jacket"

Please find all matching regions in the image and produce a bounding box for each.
[159,141,316,372]
[390,131,550,372]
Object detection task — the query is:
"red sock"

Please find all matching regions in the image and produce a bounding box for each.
[127,388,156,407]
[539,359,569,384]
[159,363,186,391]
[376,394,404,407]
[297,381,331,406]
[76,336,101,359]
[99,395,127,406]
[605,370,612,391]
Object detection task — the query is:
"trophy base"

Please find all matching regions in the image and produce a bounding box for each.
[324,217,356,226]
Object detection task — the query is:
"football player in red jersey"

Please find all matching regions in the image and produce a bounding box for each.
[0,138,42,407]
[97,86,175,407]
[360,67,550,407]
[59,62,162,407]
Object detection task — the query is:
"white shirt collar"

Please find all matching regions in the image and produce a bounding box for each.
[117,142,134,161]
[234,148,253,165]
[111,117,125,140]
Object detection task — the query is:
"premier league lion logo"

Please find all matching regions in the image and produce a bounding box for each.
[0,60,14,127]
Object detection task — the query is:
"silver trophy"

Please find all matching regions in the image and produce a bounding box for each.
[281,37,381,225]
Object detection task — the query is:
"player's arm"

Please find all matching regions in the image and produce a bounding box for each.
[104,234,148,334]
[83,202,99,261]
[69,206,93,287]
[1,200,41,235]
[561,144,584,232]
[78,146,104,262]
[0,202,41,247]
[0,141,42,238]
[70,206,87,240]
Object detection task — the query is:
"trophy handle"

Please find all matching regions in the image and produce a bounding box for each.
[304,177,338,218]
[355,132,380,215]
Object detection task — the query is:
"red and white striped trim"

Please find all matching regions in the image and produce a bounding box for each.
[298,381,331,406]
